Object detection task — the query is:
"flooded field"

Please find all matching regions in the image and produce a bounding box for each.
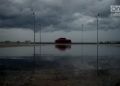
[0,44,120,86]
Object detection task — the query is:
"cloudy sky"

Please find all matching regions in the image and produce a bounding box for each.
[0,0,120,42]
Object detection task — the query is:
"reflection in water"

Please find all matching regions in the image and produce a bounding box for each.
[55,44,71,51]
[0,45,120,86]
[0,55,120,86]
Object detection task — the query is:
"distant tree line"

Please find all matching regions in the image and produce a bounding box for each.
[0,40,32,44]
[0,40,120,44]
[99,41,120,44]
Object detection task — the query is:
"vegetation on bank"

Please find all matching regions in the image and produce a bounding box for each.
[0,40,120,45]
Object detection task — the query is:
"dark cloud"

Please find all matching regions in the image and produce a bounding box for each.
[0,0,119,32]
[115,0,120,5]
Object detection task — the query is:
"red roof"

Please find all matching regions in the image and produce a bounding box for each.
[55,38,71,44]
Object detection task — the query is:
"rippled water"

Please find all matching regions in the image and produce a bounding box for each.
[0,44,120,86]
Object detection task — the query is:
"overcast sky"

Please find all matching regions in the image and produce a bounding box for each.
[0,0,120,42]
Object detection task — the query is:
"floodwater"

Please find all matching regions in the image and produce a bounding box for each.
[0,44,120,86]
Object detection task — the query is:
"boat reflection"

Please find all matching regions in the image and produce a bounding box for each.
[55,44,71,51]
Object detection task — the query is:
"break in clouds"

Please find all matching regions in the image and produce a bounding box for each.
[0,0,120,32]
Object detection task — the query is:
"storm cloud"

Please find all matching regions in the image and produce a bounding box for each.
[0,0,119,32]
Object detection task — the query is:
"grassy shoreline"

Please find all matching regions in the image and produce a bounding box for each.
[0,43,120,48]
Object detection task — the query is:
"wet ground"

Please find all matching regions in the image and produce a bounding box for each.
[0,44,120,86]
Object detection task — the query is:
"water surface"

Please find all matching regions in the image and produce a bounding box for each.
[0,44,120,86]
